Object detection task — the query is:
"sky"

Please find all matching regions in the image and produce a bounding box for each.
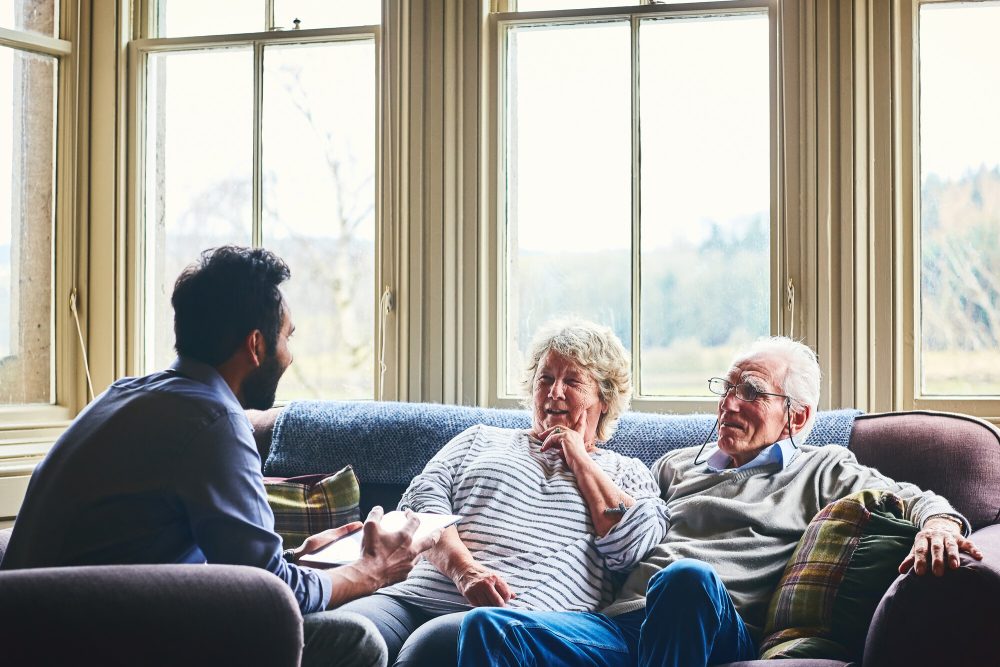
[919,3,1000,181]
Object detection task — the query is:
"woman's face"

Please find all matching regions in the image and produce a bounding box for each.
[531,349,608,446]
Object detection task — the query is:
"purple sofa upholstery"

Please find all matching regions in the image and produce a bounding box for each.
[0,524,302,665]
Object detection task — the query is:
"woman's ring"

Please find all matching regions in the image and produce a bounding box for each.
[554,427,563,434]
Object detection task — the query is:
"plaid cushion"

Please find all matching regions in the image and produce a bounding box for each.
[759,489,918,661]
[264,466,361,550]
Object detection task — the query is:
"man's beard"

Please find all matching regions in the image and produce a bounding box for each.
[241,354,286,410]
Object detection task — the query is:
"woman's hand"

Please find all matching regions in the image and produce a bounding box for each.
[538,411,592,471]
[455,562,516,607]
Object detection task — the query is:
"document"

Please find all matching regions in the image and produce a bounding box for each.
[298,511,461,567]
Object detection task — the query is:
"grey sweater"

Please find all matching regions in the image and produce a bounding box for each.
[601,443,967,640]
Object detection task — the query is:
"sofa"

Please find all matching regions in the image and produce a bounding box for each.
[2,401,998,667]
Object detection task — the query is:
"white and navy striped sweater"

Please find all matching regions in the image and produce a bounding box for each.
[379,424,670,614]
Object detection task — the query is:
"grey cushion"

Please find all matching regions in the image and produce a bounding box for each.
[264,400,860,482]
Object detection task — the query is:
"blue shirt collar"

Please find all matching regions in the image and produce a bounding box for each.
[706,437,799,473]
[169,356,243,411]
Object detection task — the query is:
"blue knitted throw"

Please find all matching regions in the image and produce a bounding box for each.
[264,401,862,486]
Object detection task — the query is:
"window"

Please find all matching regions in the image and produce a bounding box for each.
[916,0,1000,398]
[0,1,66,407]
[134,2,378,400]
[493,2,771,401]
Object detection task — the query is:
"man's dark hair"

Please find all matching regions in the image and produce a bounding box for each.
[172,246,291,366]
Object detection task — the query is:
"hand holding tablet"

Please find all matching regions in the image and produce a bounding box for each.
[298,511,462,567]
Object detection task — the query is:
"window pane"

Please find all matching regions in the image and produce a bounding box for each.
[262,40,375,400]
[515,0,638,11]
[919,2,1000,396]
[514,0,739,10]
[155,0,262,37]
[0,46,54,405]
[144,49,253,372]
[274,0,379,29]
[639,14,769,396]
[0,0,57,38]
[504,22,631,394]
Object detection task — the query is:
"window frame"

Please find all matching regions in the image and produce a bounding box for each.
[0,12,80,429]
[484,0,783,412]
[125,21,385,396]
[897,0,1000,419]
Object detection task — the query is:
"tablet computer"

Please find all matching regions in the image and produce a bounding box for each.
[298,511,462,567]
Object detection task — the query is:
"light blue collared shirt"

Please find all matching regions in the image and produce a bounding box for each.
[706,437,800,473]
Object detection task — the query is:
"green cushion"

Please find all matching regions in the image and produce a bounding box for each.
[264,465,361,549]
[759,489,918,661]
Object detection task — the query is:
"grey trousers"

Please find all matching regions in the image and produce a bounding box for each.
[303,609,389,667]
[337,594,468,667]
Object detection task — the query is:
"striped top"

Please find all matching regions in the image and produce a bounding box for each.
[379,424,670,614]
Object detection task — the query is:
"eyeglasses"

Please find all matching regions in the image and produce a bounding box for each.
[708,377,791,405]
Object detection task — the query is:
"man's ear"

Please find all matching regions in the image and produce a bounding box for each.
[245,329,266,368]
[788,402,812,436]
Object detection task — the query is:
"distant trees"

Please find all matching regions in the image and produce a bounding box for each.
[921,165,1000,352]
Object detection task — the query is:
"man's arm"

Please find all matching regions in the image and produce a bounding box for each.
[814,448,983,577]
[180,412,334,613]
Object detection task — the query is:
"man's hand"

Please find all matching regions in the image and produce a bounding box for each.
[899,516,983,577]
[352,506,441,589]
[455,562,516,607]
[323,507,441,609]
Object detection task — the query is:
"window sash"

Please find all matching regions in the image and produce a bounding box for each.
[0,17,76,424]
[488,0,775,409]
[127,25,381,391]
[900,0,1000,417]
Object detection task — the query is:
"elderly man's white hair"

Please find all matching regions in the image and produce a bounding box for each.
[522,318,632,442]
[729,336,821,440]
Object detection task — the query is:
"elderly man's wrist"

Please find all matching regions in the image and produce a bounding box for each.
[925,513,964,533]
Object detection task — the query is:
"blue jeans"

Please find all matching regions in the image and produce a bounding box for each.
[458,559,757,667]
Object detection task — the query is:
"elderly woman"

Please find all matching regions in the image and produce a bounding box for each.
[337,318,669,666]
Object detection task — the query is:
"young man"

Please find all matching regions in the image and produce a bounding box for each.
[2,246,435,667]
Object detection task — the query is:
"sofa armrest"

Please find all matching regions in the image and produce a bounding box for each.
[247,406,283,462]
[863,523,1000,667]
[0,563,303,666]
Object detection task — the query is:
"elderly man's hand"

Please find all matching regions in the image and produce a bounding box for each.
[899,516,983,577]
[455,562,516,607]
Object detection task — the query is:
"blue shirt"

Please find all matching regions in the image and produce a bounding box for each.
[706,437,800,473]
[1,357,332,614]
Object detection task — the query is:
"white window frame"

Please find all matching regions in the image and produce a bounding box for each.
[0,12,80,431]
[483,0,784,412]
[0,3,83,521]
[894,0,1000,420]
[125,13,385,396]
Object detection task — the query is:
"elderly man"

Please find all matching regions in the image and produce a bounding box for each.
[458,336,983,667]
